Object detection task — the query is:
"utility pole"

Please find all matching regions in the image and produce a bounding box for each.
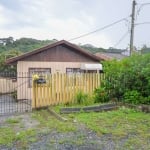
[130,0,136,56]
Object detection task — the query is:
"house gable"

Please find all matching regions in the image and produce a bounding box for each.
[21,44,99,62]
[6,40,103,64]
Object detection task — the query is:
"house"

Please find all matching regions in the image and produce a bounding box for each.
[6,40,104,74]
[6,40,104,101]
[95,52,128,61]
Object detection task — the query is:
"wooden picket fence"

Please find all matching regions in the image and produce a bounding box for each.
[32,73,104,108]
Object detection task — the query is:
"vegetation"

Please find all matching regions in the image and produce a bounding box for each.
[73,91,93,106]
[0,118,36,149]
[32,109,77,133]
[94,53,150,105]
[141,44,150,54]
[93,87,109,103]
[0,50,22,72]
[81,45,125,54]
[0,37,55,53]
[74,107,150,150]
[0,107,149,149]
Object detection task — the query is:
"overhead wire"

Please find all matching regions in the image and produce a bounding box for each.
[136,2,150,20]
[68,2,150,49]
[68,16,130,41]
[113,31,129,48]
[135,22,150,26]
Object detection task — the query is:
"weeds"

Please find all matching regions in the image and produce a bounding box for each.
[5,118,20,124]
[32,109,77,133]
[74,107,150,149]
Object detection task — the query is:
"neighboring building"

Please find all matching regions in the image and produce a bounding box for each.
[95,52,128,61]
[6,40,104,101]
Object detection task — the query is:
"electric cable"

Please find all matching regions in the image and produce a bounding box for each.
[68,16,130,41]
[113,31,129,48]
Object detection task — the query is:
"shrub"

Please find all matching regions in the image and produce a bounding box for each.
[123,90,141,104]
[139,96,150,105]
[95,53,150,105]
[74,91,92,105]
[93,87,109,103]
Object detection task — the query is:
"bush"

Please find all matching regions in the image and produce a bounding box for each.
[95,53,150,105]
[139,96,150,105]
[123,90,141,104]
[74,91,92,105]
[93,87,109,103]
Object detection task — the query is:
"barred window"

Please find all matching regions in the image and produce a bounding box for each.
[28,68,51,87]
[66,68,82,74]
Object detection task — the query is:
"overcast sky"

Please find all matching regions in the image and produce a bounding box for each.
[0,0,150,49]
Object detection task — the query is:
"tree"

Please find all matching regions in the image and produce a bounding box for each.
[0,50,22,72]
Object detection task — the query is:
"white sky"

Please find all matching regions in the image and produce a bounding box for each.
[0,0,150,49]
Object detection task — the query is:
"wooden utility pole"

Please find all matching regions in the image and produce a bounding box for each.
[130,0,136,56]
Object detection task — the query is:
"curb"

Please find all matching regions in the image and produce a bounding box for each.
[60,103,118,114]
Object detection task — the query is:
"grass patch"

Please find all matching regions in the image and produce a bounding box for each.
[5,118,21,124]
[0,117,38,149]
[72,107,150,149]
[0,127,15,145]
[0,127,36,148]
[32,109,77,133]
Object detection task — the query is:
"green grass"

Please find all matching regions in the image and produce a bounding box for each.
[71,107,150,149]
[0,127,36,148]
[32,109,77,133]
[0,127,15,145]
[5,118,21,124]
[0,117,37,149]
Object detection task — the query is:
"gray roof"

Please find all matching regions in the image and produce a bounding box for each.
[95,52,128,60]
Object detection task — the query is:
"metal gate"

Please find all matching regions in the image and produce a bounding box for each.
[0,72,32,116]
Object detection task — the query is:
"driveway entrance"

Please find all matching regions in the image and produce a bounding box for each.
[0,94,31,115]
[0,72,32,116]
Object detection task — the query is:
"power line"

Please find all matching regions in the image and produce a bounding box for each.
[136,2,150,20]
[113,31,129,48]
[135,22,150,26]
[68,17,129,41]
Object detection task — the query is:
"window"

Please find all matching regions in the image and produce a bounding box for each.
[84,70,97,73]
[28,68,51,87]
[66,68,82,74]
